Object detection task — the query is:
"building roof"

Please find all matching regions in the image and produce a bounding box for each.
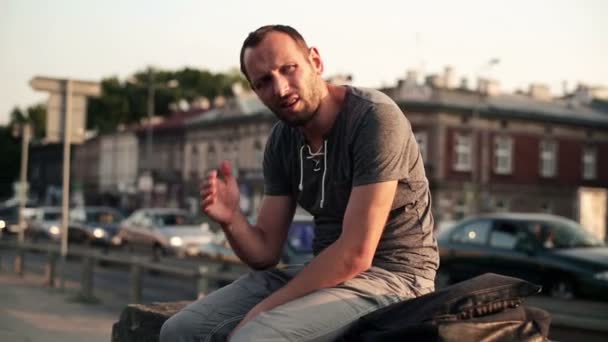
[186,94,272,127]
[392,85,608,129]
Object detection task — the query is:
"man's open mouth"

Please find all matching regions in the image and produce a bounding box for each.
[281,97,299,109]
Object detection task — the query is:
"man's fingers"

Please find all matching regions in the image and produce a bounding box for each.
[220,160,233,179]
[201,195,215,210]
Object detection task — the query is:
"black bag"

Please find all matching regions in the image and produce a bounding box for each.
[342,273,551,342]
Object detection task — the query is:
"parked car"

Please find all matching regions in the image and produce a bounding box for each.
[198,214,315,265]
[115,208,218,259]
[282,214,314,264]
[437,212,608,300]
[0,205,20,238]
[67,206,125,249]
[26,206,64,242]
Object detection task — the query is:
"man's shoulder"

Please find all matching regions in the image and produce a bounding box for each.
[348,86,398,107]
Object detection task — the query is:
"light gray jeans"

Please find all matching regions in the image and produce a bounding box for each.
[160,264,434,342]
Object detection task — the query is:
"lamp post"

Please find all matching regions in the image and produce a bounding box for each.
[470,58,500,214]
[129,67,178,207]
[11,122,31,276]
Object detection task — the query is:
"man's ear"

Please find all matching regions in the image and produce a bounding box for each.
[308,47,324,75]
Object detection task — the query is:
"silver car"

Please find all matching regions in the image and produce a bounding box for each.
[115,208,219,259]
[27,206,64,242]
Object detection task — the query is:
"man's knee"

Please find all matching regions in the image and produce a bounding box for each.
[160,310,202,342]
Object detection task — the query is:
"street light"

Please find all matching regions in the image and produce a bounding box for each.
[470,58,501,214]
[128,67,179,206]
[11,122,31,276]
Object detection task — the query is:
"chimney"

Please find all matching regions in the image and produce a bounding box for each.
[477,78,500,96]
[528,83,551,101]
[405,69,418,86]
[459,77,469,90]
[425,74,443,88]
[443,66,456,89]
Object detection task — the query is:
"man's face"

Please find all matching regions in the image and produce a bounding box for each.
[243,32,324,127]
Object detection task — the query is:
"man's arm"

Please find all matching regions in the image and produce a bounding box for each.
[201,160,296,269]
[233,180,397,330]
[222,195,296,269]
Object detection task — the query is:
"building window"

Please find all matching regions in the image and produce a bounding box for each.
[493,136,513,175]
[454,197,468,220]
[414,131,428,162]
[582,147,597,180]
[539,140,557,178]
[453,132,472,171]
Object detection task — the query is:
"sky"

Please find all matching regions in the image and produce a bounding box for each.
[1,0,607,124]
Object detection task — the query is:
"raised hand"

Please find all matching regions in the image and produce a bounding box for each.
[200,160,240,226]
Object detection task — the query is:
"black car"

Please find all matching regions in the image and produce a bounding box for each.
[68,206,125,249]
[437,213,608,300]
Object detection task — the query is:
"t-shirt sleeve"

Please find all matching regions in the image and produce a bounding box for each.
[263,124,291,196]
[352,103,417,186]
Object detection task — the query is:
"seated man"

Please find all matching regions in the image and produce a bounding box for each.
[160,24,438,342]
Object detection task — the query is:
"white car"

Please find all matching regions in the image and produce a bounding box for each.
[27,206,64,241]
[115,208,219,259]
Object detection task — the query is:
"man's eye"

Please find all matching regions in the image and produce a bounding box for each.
[283,65,297,74]
[254,78,269,90]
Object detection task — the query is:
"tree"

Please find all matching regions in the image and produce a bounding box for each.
[9,104,46,140]
[86,67,249,133]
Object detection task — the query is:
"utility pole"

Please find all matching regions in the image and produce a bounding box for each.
[59,79,73,290]
[145,67,155,208]
[14,123,31,276]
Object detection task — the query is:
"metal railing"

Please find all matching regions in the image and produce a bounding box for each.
[0,239,247,303]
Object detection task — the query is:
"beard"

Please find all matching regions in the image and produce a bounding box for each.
[269,74,323,128]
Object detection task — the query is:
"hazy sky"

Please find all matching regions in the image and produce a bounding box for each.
[1,0,606,124]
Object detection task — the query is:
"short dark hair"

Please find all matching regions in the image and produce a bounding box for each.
[239,25,310,82]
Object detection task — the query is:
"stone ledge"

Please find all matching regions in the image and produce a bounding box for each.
[111,301,190,342]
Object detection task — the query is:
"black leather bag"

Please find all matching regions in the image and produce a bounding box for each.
[342,273,551,342]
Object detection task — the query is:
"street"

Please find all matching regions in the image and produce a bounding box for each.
[1,245,608,341]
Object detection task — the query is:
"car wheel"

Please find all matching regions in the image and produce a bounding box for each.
[549,278,575,300]
[435,269,452,289]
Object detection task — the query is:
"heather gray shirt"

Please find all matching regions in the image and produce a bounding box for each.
[263,86,439,281]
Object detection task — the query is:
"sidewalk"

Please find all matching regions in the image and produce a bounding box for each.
[0,272,123,342]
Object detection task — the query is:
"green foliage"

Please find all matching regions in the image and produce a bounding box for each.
[9,104,46,140]
[86,67,249,133]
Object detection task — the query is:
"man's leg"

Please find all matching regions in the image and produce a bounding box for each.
[231,267,434,342]
[160,265,303,342]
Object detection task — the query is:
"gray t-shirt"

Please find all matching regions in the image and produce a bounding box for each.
[263,86,439,281]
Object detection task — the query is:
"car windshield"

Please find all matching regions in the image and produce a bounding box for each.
[85,209,123,224]
[526,219,604,249]
[42,211,61,221]
[153,213,196,227]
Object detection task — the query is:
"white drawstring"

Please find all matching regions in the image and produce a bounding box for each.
[320,140,327,208]
[298,145,305,191]
[297,140,328,208]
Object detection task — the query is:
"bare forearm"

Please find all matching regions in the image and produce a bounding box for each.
[254,238,369,310]
[222,211,278,269]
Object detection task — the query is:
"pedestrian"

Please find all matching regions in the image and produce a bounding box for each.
[160,24,439,342]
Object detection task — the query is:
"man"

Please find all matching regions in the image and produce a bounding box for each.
[160,25,438,342]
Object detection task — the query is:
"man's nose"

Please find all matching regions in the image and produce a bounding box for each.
[273,76,289,97]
